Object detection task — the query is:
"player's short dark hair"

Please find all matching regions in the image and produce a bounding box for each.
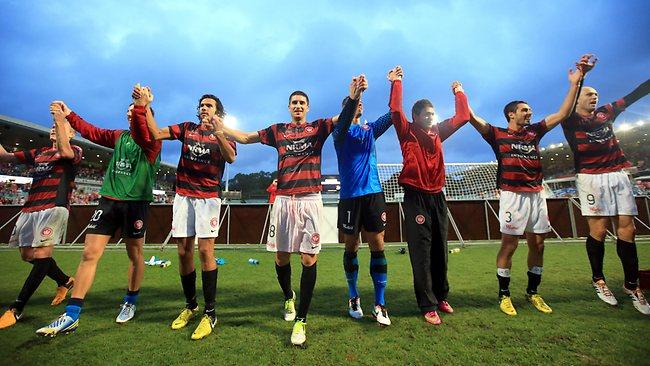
[289,90,309,105]
[128,102,154,116]
[503,100,527,122]
[412,99,433,118]
[198,94,225,118]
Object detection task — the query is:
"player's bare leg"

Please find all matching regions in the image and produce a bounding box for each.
[71,234,111,299]
[116,237,145,323]
[35,234,111,336]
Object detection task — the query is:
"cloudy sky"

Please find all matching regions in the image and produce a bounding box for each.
[1,1,649,175]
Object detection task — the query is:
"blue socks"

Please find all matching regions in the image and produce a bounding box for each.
[343,251,359,298]
[123,289,140,305]
[65,298,84,320]
[370,251,387,306]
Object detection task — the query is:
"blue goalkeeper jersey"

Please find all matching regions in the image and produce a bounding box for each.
[333,112,392,199]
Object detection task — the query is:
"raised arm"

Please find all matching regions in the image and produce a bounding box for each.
[50,103,76,159]
[370,112,393,140]
[132,85,173,140]
[131,86,162,163]
[439,81,471,141]
[619,78,650,108]
[333,75,366,141]
[387,66,409,138]
[544,54,596,129]
[468,106,491,135]
[54,100,122,148]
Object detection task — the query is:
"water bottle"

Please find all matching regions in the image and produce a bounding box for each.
[448,248,461,254]
[248,258,260,265]
[216,258,226,265]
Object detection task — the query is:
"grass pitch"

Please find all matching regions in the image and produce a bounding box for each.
[0,241,649,365]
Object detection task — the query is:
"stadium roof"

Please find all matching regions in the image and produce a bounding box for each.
[0,114,176,172]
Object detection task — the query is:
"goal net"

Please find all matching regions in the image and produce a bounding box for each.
[378,163,499,202]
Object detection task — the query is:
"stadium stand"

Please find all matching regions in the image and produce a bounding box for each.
[0,114,177,205]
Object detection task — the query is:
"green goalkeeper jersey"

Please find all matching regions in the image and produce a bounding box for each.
[99,131,161,201]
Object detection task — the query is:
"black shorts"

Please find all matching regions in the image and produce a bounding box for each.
[85,197,150,239]
[338,192,387,235]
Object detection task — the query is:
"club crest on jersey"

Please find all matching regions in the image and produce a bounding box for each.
[208,134,216,140]
[596,112,607,121]
[134,220,143,230]
[381,212,387,222]
[41,227,53,237]
[310,233,320,244]
[210,217,218,228]
[305,126,314,133]
[415,215,425,225]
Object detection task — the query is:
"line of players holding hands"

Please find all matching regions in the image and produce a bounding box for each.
[1,54,648,346]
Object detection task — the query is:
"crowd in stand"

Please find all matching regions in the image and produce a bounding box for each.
[0,182,27,205]
[0,163,174,205]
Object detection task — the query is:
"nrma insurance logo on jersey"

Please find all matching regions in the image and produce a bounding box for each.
[115,158,133,175]
[188,142,210,157]
[187,142,211,164]
[34,162,52,174]
[586,125,613,144]
[510,142,535,155]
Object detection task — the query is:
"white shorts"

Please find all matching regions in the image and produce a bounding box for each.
[8,206,69,248]
[171,194,222,238]
[499,190,551,236]
[266,193,323,254]
[576,171,638,216]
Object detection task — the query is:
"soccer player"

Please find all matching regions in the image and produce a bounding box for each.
[36,85,162,336]
[562,74,650,315]
[333,86,393,326]
[388,66,469,325]
[221,76,366,346]
[0,107,81,330]
[467,55,593,316]
[142,93,236,339]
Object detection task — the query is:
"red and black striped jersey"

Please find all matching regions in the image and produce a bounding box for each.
[258,119,334,196]
[14,145,83,212]
[482,121,548,192]
[169,122,236,198]
[561,99,630,174]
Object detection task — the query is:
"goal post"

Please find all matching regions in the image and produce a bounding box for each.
[378,162,499,202]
